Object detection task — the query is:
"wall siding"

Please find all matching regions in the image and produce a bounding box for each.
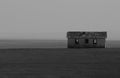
[68,38,74,48]
[96,39,105,48]
[68,38,106,48]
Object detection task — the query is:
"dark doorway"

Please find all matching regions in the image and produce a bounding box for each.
[85,39,89,44]
[83,32,85,34]
[75,39,79,44]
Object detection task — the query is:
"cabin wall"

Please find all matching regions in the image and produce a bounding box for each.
[67,38,75,48]
[68,38,106,48]
[85,39,94,48]
[67,38,84,48]
[96,38,105,48]
[78,39,85,48]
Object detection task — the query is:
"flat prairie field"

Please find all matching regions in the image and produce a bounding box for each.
[0,48,120,78]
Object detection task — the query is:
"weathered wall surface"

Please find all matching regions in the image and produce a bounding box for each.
[68,38,85,48]
[96,39,105,48]
[68,38,106,48]
[68,38,75,48]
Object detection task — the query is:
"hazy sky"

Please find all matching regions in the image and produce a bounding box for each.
[0,0,120,40]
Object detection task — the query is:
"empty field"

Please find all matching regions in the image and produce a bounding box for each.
[0,48,120,78]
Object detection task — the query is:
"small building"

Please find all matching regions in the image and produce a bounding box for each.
[67,31,107,48]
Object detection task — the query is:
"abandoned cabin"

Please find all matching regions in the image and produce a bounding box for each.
[67,31,107,48]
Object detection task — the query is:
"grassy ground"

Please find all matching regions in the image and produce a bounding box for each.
[0,48,120,78]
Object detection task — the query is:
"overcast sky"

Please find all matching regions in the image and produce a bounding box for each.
[0,0,120,40]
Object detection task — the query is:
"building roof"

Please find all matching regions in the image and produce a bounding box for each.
[67,31,107,38]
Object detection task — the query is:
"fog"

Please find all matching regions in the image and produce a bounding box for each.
[0,0,120,40]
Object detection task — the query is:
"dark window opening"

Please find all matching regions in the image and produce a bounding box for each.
[75,39,79,44]
[85,39,89,44]
[83,32,85,34]
[93,39,97,44]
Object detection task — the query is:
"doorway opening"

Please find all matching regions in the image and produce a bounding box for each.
[85,39,89,44]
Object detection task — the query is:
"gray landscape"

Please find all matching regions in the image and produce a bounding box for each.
[1,0,120,77]
[0,47,120,78]
[0,40,119,78]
